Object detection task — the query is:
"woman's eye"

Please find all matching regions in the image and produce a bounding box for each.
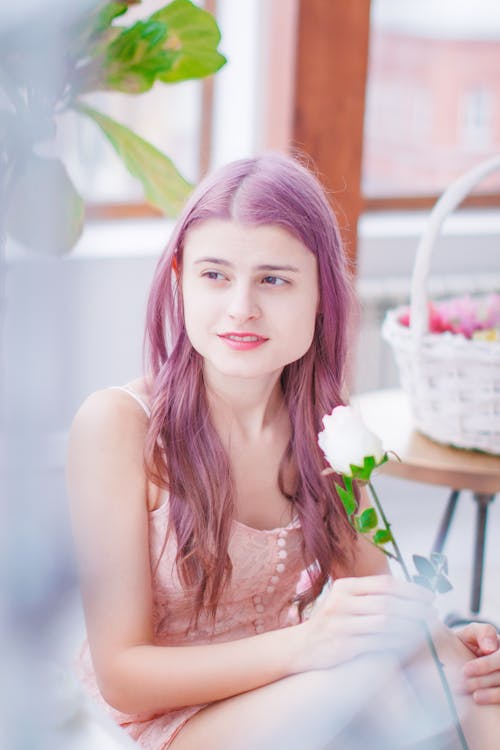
[262,275,287,286]
[202,271,225,281]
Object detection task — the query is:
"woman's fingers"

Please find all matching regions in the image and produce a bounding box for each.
[321,576,436,628]
[344,593,437,622]
[463,649,500,678]
[459,642,500,705]
[471,686,500,705]
[329,575,435,603]
[304,575,440,671]
[457,622,499,657]
[464,670,500,692]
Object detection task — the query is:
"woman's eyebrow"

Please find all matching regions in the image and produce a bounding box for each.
[257,263,300,273]
[194,256,300,273]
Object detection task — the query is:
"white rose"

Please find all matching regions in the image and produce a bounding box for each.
[317,405,385,477]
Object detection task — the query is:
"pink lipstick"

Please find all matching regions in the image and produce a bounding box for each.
[218,332,268,351]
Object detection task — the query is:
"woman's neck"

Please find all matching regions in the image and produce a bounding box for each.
[203,366,286,441]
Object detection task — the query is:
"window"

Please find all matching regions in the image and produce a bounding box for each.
[57,0,210,209]
[459,88,493,151]
[363,0,500,199]
[56,0,267,217]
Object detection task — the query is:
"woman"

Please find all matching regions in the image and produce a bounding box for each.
[67,154,500,749]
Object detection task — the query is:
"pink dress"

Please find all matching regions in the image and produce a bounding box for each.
[76,386,306,749]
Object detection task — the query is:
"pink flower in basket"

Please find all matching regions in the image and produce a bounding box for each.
[398,294,500,339]
[484,293,500,328]
[438,296,478,337]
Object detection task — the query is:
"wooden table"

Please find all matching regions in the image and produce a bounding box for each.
[354,389,500,620]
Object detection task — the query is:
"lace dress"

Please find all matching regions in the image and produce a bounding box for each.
[76,387,306,749]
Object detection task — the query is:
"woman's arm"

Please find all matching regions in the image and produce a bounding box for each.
[67,390,308,715]
[67,394,436,716]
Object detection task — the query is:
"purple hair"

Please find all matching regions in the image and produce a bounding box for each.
[143,153,358,622]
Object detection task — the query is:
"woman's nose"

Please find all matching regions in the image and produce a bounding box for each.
[227,283,260,322]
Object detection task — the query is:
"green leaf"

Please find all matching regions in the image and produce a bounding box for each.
[94,2,133,33]
[67,2,131,59]
[103,20,173,93]
[413,555,436,579]
[110,20,167,62]
[335,482,356,517]
[358,507,378,532]
[364,455,376,472]
[76,103,192,215]
[151,0,226,82]
[349,455,376,482]
[6,155,85,255]
[373,528,393,545]
[95,0,226,93]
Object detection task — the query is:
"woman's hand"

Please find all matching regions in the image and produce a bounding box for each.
[294,574,437,673]
[457,623,500,704]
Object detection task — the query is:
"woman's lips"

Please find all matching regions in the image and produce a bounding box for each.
[218,332,269,351]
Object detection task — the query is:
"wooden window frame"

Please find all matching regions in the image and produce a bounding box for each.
[288,0,500,264]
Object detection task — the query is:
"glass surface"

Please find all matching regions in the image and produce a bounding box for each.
[363,0,500,197]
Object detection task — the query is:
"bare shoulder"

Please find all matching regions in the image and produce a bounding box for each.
[124,376,153,404]
[70,386,148,439]
[67,387,150,496]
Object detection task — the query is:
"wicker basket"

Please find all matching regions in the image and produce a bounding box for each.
[382,154,500,454]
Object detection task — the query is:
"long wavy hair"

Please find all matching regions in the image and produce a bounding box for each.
[143,153,359,622]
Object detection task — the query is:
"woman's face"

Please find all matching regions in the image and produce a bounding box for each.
[180,219,319,381]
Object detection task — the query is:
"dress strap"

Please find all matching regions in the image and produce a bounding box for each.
[109,385,151,418]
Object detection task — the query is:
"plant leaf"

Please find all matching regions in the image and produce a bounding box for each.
[6,155,85,255]
[67,2,131,60]
[103,19,175,93]
[358,507,378,532]
[151,0,226,82]
[412,554,436,579]
[349,455,380,482]
[435,575,453,594]
[430,552,449,575]
[373,528,393,545]
[95,0,226,93]
[77,104,192,215]
[95,2,136,33]
[412,575,434,591]
[335,483,356,517]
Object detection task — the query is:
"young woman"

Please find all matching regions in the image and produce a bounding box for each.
[67,154,500,749]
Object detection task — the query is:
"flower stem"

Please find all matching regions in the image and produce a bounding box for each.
[368,481,411,580]
[424,625,469,750]
[367,481,469,750]
[364,535,399,562]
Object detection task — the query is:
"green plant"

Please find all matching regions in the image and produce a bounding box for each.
[0,0,226,254]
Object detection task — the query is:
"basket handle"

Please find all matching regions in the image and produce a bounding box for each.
[410,153,500,341]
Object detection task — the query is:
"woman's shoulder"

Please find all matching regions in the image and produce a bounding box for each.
[122,376,152,404]
[70,378,151,440]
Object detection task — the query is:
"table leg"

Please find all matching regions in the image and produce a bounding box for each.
[471,493,495,615]
[431,489,460,554]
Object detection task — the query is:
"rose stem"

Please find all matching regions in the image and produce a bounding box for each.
[368,480,469,750]
[368,480,411,579]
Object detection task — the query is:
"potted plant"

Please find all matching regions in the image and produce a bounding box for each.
[0,0,226,256]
